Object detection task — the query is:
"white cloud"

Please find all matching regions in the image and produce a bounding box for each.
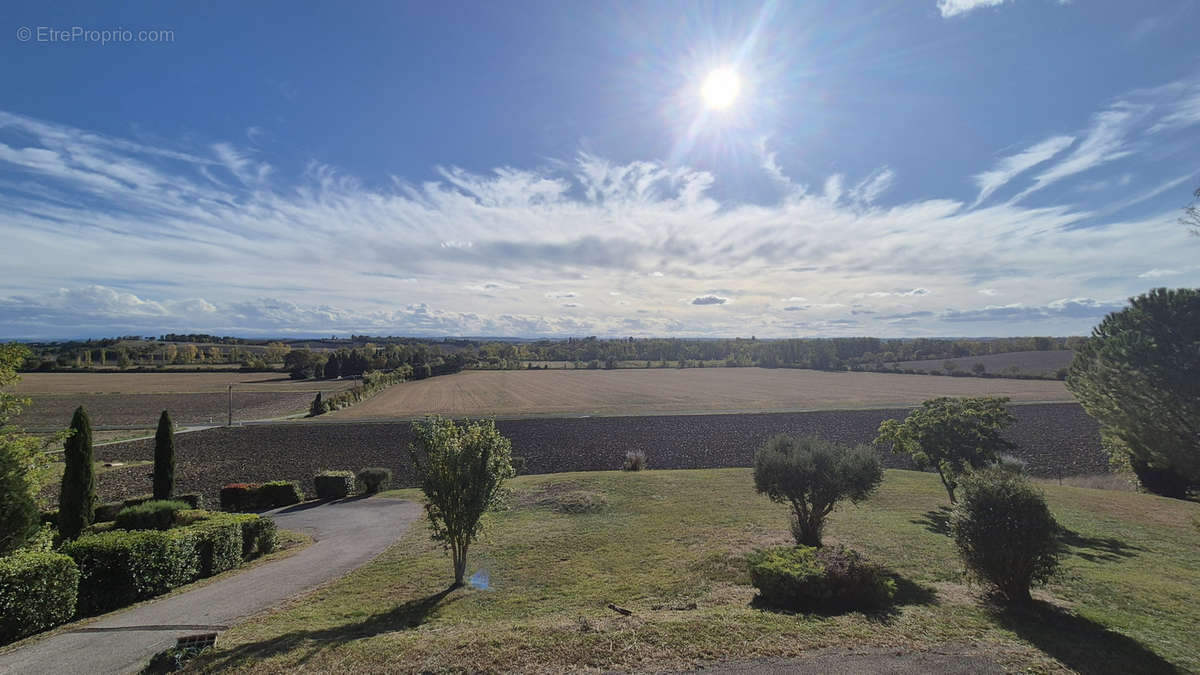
[937,0,1010,18]
[1017,105,1144,200]
[850,168,895,204]
[972,135,1074,206]
[1137,268,1181,279]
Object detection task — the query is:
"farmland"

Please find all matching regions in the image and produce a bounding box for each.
[325,368,1073,420]
[890,350,1076,377]
[12,372,355,430]
[86,402,1102,506]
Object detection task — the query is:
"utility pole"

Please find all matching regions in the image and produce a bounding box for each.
[227,384,233,427]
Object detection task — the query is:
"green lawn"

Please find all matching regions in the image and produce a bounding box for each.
[192,468,1200,674]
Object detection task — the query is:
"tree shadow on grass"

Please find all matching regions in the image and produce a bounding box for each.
[1057,527,1146,563]
[989,600,1181,674]
[911,505,953,536]
[196,585,459,671]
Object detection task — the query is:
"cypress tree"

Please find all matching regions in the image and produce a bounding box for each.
[59,406,96,539]
[152,410,175,500]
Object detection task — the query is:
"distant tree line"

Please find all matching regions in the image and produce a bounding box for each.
[284,344,469,381]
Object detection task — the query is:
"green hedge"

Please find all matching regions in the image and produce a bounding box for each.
[748,545,895,611]
[314,470,354,499]
[238,515,278,558]
[356,467,392,494]
[62,529,200,616]
[0,552,80,645]
[259,481,303,508]
[191,518,243,577]
[114,500,191,531]
[219,483,261,512]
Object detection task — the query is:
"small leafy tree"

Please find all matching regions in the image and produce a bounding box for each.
[875,396,1015,503]
[59,406,96,539]
[951,468,1060,606]
[1066,288,1199,498]
[152,410,175,500]
[408,417,514,587]
[753,436,883,547]
[0,344,53,555]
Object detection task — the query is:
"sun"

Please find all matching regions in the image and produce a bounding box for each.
[701,68,740,110]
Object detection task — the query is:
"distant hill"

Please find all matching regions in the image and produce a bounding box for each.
[889,350,1075,377]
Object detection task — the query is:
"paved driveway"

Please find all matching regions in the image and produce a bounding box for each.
[0,497,421,675]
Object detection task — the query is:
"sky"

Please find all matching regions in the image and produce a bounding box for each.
[1,0,1198,340]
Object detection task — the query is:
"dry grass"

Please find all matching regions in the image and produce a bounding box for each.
[324,368,1073,420]
[12,372,358,395]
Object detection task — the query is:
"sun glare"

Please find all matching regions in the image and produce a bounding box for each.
[701,68,740,110]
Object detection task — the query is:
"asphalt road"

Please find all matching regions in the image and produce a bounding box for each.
[0,497,421,675]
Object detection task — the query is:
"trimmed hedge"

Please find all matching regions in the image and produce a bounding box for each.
[63,529,200,616]
[356,467,392,494]
[314,470,354,499]
[748,545,896,611]
[114,500,190,531]
[259,481,303,508]
[94,500,126,523]
[177,493,203,509]
[0,552,80,645]
[220,483,261,512]
[239,515,278,558]
[192,517,243,577]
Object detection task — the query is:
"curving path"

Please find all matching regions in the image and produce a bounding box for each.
[0,497,421,675]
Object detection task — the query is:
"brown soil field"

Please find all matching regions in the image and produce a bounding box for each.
[87,403,1102,506]
[324,368,1073,420]
[15,392,321,429]
[890,350,1076,376]
[12,372,358,394]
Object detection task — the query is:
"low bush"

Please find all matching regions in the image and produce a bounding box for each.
[114,500,191,531]
[314,470,354,499]
[356,467,392,494]
[94,500,126,523]
[0,551,80,645]
[951,468,1060,606]
[258,480,303,508]
[63,529,200,616]
[622,451,647,471]
[176,493,203,509]
[219,483,261,512]
[748,545,896,611]
[190,517,243,577]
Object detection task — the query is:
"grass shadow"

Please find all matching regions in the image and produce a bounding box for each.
[1057,527,1147,562]
[990,600,1181,674]
[196,585,459,671]
[910,505,953,536]
[749,570,937,625]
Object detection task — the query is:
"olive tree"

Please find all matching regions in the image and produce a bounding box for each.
[408,416,514,587]
[875,396,1015,503]
[753,435,883,547]
[1066,287,1199,498]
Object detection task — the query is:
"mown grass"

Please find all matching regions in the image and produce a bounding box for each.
[191,468,1199,674]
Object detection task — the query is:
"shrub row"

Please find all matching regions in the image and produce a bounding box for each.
[314,470,355,499]
[219,481,303,511]
[61,512,278,617]
[310,367,411,416]
[0,552,80,645]
[114,500,191,531]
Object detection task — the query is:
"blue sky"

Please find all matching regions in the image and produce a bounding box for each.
[1,0,1198,339]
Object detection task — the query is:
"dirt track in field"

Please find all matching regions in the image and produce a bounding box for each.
[324,368,1073,420]
[89,403,1102,506]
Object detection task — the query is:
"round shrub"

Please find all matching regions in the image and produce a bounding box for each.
[313,470,354,500]
[356,467,393,494]
[748,545,895,611]
[0,551,80,645]
[114,500,190,531]
[622,451,647,471]
[951,468,1060,606]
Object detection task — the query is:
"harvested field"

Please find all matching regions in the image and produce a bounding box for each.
[890,350,1076,376]
[324,368,1073,420]
[12,372,358,394]
[12,372,358,430]
[89,403,1102,506]
[16,391,320,429]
